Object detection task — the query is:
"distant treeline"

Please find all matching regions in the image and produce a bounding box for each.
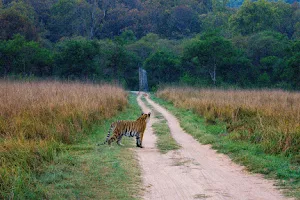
[0,0,299,90]
[228,0,300,8]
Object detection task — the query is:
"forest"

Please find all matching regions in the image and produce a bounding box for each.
[0,0,299,90]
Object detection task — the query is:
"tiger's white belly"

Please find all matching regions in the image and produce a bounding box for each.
[123,131,139,137]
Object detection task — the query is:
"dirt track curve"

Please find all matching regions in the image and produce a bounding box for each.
[135,93,292,200]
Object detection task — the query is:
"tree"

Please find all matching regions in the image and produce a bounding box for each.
[167,5,201,39]
[182,31,253,86]
[54,38,101,79]
[272,1,294,37]
[288,53,300,89]
[24,0,56,24]
[212,0,229,12]
[292,7,300,39]
[286,40,300,89]
[144,50,181,88]
[126,33,181,61]
[100,4,136,38]
[0,1,38,40]
[183,32,231,85]
[220,49,253,86]
[257,71,271,87]
[0,34,53,76]
[229,0,293,36]
[246,31,290,66]
[49,0,104,41]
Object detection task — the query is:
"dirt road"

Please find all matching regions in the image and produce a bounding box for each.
[136,93,291,200]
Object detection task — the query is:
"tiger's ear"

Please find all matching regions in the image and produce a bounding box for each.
[141,113,144,116]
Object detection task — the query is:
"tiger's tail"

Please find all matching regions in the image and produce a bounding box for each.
[97,122,116,146]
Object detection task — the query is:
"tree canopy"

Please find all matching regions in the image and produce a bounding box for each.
[0,0,299,90]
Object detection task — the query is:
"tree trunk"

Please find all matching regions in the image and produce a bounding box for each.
[213,62,216,85]
[89,0,96,40]
[209,61,216,85]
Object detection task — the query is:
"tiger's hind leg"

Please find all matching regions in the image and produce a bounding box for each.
[107,134,118,146]
[97,122,116,146]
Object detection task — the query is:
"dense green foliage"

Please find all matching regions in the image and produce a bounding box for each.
[182,32,252,85]
[0,0,299,89]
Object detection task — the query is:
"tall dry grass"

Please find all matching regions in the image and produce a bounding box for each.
[157,87,300,156]
[0,80,128,198]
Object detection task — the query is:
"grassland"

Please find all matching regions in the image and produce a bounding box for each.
[38,94,142,199]
[0,80,128,199]
[155,87,300,198]
[141,97,180,154]
[158,87,300,157]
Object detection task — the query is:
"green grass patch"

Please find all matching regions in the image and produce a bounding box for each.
[151,94,300,199]
[38,93,142,199]
[141,96,180,154]
[152,122,180,154]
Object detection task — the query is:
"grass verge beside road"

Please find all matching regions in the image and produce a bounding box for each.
[38,93,142,199]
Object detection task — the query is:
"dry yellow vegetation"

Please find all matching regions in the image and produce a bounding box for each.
[0,80,127,198]
[157,87,300,156]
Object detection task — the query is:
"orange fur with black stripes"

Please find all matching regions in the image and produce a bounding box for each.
[98,113,151,148]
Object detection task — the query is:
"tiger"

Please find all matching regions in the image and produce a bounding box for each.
[98,112,151,148]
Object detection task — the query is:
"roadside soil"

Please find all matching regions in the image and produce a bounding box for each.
[136,93,292,200]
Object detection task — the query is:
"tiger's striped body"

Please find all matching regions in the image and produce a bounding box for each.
[99,113,151,148]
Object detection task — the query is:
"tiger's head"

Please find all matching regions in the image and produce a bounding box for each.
[138,112,151,123]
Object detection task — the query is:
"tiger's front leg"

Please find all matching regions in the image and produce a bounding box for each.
[117,134,124,146]
[136,135,143,148]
